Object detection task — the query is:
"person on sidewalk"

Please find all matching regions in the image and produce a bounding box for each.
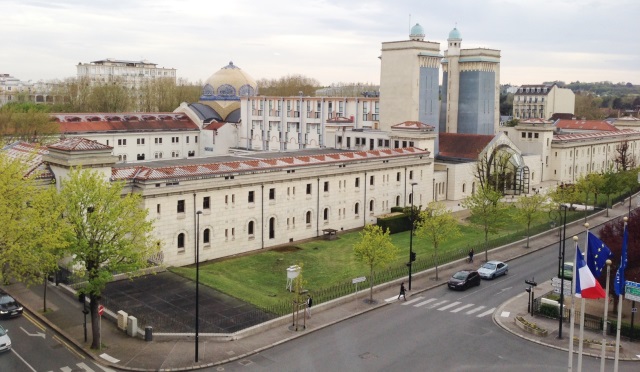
[468,248,474,263]
[305,294,313,319]
[398,282,406,301]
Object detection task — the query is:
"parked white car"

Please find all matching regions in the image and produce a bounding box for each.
[0,324,11,352]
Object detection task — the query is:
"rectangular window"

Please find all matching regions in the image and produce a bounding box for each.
[186,136,189,144]
[369,175,374,186]
[137,138,145,145]
[521,132,526,138]
[324,181,329,192]
[409,170,413,180]
[177,200,185,213]
[378,139,383,147]
[306,183,312,195]
[534,133,539,139]
[355,177,360,187]
[157,204,161,214]
[203,196,210,210]
[337,136,342,144]
[118,139,127,146]
[248,191,255,203]
[195,136,198,143]
[396,172,401,182]
[155,138,162,144]
[269,188,275,200]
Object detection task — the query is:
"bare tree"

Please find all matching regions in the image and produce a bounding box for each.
[615,140,636,171]
[256,74,321,96]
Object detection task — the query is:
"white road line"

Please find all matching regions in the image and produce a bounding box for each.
[428,300,448,309]
[11,349,37,372]
[413,298,438,307]
[450,304,474,313]
[60,367,73,372]
[385,296,399,303]
[465,305,486,315]
[77,362,96,371]
[477,308,496,318]
[437,301,461,311]
[401,296,425,305]
[99,353,120,363]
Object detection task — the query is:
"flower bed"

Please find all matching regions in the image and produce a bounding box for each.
[515,316,548,337]
[572,337,621,352]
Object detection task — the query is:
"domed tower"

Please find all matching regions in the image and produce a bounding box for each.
[199,61,258,122]
[409,23,425,41]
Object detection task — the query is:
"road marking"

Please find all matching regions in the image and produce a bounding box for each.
[385,296,399,303]
[477,307,496,317]
[20,326,45,338]
[53,335,85,359]
[438,301,462,311]
[77,362,96,371]
[498,287,512,294]
[100,353,120,363]
[501,311,510,317]
[413,298,437,307]
[61,367,73,372]
[12,349,37,372]
[465,306,486,315]
[428,300,448,309]
[450,304,474,313]
[401,296,425,305]
[23,312,46,331]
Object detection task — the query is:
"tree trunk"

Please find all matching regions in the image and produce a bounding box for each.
[43,275,47,312]
[369,266,374,303]
[90,294,101,349]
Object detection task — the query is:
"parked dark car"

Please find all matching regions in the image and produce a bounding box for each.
[0,290,23,319]
[448,270,481,290]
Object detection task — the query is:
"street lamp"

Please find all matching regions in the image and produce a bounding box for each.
[557,204,568,339]
[194,210,202,362]
[408,182,418,290]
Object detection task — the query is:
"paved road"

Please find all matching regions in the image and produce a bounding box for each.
[216,245,638,372]
[0,312,113,372]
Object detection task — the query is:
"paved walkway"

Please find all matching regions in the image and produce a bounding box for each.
[3,197,640,371]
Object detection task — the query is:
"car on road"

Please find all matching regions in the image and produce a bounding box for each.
[559,262,574,280]
[0,290,23,319]
[0,324,11,352]
[478,260,509,279]
[448,270,481,290]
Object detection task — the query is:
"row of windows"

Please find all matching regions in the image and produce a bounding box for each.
[111,136,198,147]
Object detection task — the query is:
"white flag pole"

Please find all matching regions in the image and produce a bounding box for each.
[600,259,612,372]
[613,218,627,372]
[577,223,589,372]
[568,235,579,371]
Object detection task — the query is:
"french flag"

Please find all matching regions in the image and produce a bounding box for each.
[575,245,606,299]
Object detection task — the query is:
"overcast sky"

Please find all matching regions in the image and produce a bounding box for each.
[2,0,639,87]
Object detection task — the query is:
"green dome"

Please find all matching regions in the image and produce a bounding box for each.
[410,23,425,38]
[448,27,462,40]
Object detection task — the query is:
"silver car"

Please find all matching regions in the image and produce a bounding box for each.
[0,324,11,352]
[478,260,508,279]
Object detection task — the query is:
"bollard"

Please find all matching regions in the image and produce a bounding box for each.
[144,326,153,341]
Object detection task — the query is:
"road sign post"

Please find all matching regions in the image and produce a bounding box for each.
[98,304,105,316]
[352,276,366,309]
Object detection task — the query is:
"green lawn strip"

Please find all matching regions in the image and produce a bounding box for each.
[169,207,583,310]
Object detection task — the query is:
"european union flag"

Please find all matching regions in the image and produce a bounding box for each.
[587,232,612,278]
[614,224,628,296]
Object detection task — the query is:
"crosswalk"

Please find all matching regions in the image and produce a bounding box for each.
[385,295,496,318]
[47,362,115,372]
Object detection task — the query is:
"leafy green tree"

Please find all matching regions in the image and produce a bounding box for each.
[514,194,548,248]
[0,105,59,143]
[548,182,581,210]
[461,186,506,261]
[575,173,605,222]
[600,167,623,216]
[415,202,460,280]
[60,168,159,349]
[353,224,399,303]
[0,151,69,292]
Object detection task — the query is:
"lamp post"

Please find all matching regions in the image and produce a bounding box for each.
[194,210,202,362]
[408,182,418,290]
[557,204,568,339]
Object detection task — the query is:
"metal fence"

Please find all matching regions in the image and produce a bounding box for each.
[532,291,603,331]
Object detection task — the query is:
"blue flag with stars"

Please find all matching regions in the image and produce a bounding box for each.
[614,224,628,296]
[587,232,612,278]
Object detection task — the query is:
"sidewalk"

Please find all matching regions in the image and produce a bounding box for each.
[4,198,640,371]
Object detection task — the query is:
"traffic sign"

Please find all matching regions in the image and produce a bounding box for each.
[98,304,105,316]
[352,276,366,284]
[553,287,573,296]
[625,281,640,301]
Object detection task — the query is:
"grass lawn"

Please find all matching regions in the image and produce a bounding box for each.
[170,206,581,310]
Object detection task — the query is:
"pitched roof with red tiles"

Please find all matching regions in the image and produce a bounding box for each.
[437,133,494,160]
[52,113,199,134]
[555,119,618,132]
[553,129,639,143]
[47,137,112,151]
[112,147,429,181]
[391,121,436,130]
[1,141,52,179]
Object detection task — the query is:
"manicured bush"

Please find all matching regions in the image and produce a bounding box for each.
[539,303,559,318]
[377,214,410,234]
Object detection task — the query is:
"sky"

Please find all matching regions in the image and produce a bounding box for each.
[2,0,639,87]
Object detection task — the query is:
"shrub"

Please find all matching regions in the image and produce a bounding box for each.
[539,303,559,318]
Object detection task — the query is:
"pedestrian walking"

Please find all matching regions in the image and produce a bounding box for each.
[305,294,313,319]
[398,282,406,301]
[468,248,474,263]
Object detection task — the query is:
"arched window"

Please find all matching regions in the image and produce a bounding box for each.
[323,208,329,221]
[269,217,275,239]
[248,221,255,235]
[177,233,185,249]
[203,228,210,244]
[306,211,312,224]
[355,202,360,215]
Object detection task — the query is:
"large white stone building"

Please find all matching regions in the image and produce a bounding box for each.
[76,59,176,89]
[512,84,575,120]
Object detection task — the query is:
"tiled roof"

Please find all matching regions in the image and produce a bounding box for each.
[203,122,226,131]
[438,133,494,160]
[1,141,52,179]
[555,119,618,132]
[48,137,112,151]
[553,129,639,142]
[53,113,199,133]
[112,147,429,181]
[520,118,552,125]
[391,121,435,130]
